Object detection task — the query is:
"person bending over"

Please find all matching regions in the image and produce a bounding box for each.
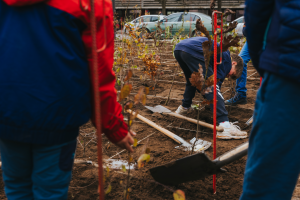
[174,36,247,139]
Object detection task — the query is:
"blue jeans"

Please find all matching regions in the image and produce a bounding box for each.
[240,72,300,200]
[236,42,250,98]
[0,139,77,200]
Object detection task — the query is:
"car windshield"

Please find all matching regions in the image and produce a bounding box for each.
[132,18,139,23]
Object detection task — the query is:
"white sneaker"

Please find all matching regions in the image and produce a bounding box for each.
[217,121,247,139]
[175,105,193,115]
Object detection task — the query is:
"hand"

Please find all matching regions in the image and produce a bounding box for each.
[116,130,136,153]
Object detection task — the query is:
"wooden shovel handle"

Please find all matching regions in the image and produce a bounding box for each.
[166,112,224,132]
[127,110,182,144]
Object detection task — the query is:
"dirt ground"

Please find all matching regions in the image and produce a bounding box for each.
[0,40,299,200]
[68,41,260,200]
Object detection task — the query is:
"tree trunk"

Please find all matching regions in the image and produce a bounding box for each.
[218,0,222,11]
[162,0,166,15]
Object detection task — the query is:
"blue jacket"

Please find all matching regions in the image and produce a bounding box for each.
[0,0,128,145]
[175,37,232,84]
[245,0,300,82]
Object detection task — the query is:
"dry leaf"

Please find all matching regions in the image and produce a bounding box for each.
[105,184,112,194]
[201,99,216,105]
[189,64,204,91]
[221,35,240,52]
[195,19,210,42]
[205,75,214,87]
[137,154,150,168]
[121,165,126,173]
[141,94,146,105]
[124,102,133,110]
[133,138,138,147]
[134,87,146,105]
[202,41,213,70]
[145,87,149,95]
[173,190,185,200]
[221,21,238,35]
[124,70,133,82]
[119,84,132,101]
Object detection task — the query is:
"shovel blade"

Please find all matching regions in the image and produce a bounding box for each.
[145,105,172,114]
[149,153,218,185]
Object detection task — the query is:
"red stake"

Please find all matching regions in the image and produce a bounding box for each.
[212,10,223,194]
[79,0,107,198]
[89,0,106,199]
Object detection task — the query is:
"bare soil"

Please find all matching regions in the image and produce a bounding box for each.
[67,42,261,200]
[0,40,284,200]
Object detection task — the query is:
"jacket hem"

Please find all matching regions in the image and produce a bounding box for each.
[0,123,79,145]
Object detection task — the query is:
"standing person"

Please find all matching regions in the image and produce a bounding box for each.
[174,36,247,139]
[225,22,250,105]
[240,0,300,199]
[0,0,134,199]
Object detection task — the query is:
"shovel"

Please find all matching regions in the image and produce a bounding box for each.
[127,109,211,152]
[149,142,248,185]
[246,115,253,126]
[145,105,224,132]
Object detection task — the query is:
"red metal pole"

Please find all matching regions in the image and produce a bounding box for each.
[90,0,105,199]
[212,11,223,194]
[213,11,218,194]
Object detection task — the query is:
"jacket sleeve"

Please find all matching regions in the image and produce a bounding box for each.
[245,0,275,71]
[81,0,128,144]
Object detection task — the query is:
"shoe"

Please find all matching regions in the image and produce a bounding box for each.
[175,105,193,115]
[225,93,247,106]
[217,121,247,139]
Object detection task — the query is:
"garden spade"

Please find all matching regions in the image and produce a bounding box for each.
[246,115,253,126]
[126,109,211,152]
[145,105,224,132]
[149,142,248,185]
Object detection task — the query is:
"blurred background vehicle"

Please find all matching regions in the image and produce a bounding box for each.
[233,16,244,36]
[123,15,166,33]
[137,12,212,38]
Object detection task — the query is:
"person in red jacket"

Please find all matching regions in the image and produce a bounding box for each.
[0,0,133,199]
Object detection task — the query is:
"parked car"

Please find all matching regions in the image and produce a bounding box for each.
[123,15,166,33]
[233,16,244,37]
[137,12,212,37]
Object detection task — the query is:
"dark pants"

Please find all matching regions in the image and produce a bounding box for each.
[240,72,300,200]
[174,50,229,123]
